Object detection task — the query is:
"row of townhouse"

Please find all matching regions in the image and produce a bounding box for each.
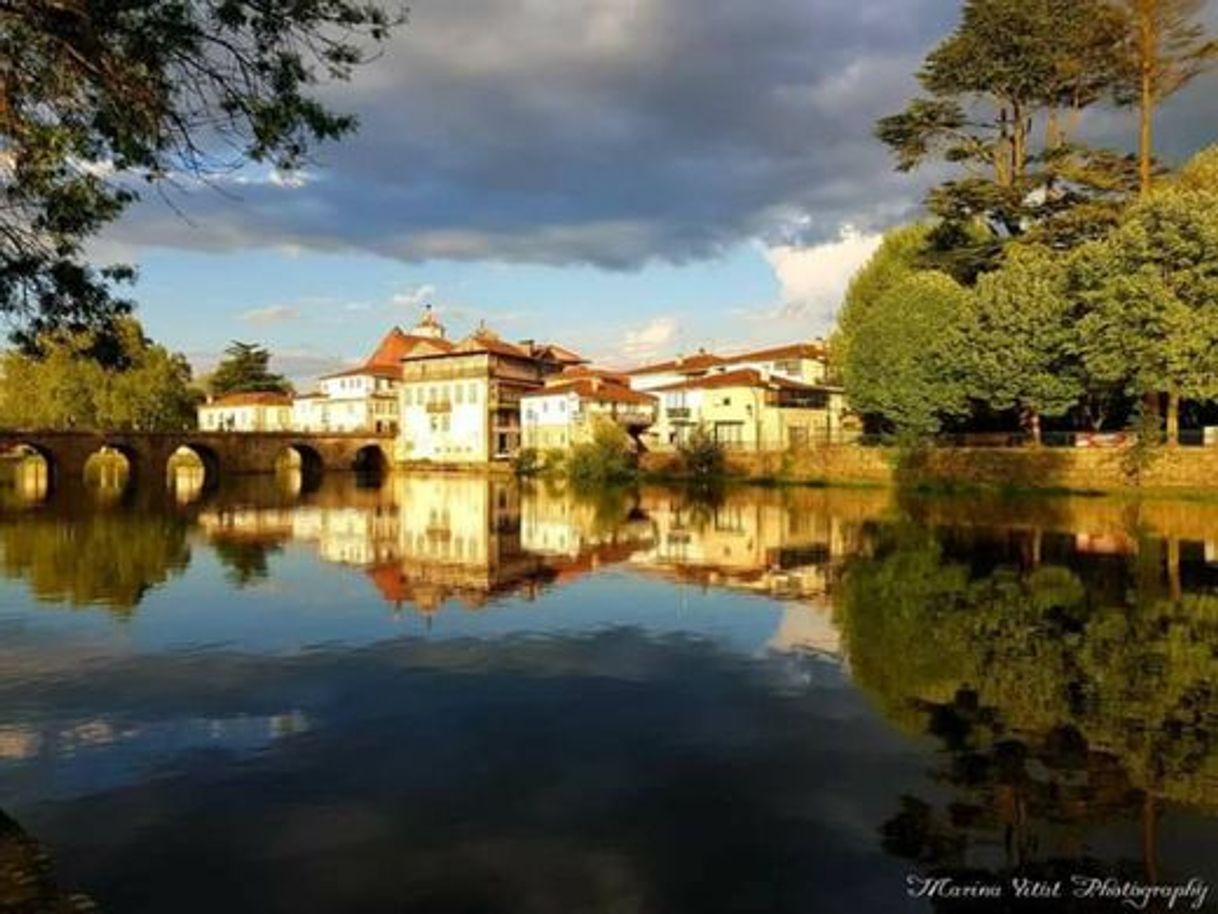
[197,306,851,461]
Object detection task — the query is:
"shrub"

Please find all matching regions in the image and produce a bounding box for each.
[513,447,543,477]
[677,424,726,478]
[567,417,635,485]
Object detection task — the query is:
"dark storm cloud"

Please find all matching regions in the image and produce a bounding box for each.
[103,0,1218,268]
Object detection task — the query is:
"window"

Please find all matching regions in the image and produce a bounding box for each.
[468,383,478,403]
[455,385,464,405]
[441,415,450,432]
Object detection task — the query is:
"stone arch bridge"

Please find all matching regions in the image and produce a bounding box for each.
[0,429,395,491]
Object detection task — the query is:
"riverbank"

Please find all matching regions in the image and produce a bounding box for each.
[639,444,1218,494]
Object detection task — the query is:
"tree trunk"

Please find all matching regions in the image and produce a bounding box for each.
[1167,536,1182,602]
[1142,391,1161,444]
[1142,791,1159,884]
[1137,0,1156,196]
[1166,387,1179,446]
[1026,408,1042,447]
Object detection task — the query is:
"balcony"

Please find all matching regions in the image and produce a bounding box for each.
[425,401,453,414]
[666,406,691,419]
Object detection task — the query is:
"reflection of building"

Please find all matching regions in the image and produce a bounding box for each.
[521,374,657,451]
[630,490,854,601]
[198,391,293,431]
[293,314,454,433]
[645,368,846,451]
[397,325,584,464]
[368,475,549,611]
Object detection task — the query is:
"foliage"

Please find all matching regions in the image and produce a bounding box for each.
[964,245,1084,437]
[566,417,636,485]
[208,341,291,396]
[1110,0,1218,193]
[676,424,727,479]
[0,0,400,343]
[1073,167,1218,439]
[841,270,973,438]
[513,447,543,477]
[0,318,200,430]
[0,512,191,614]
[876,0,1137,280]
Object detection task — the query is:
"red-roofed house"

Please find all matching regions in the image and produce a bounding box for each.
[198,391,293,432]
[645,366,846,451]
[627,340,829,391]
[293,307,454,433]
[521,375,658,451]
[398,322,586,464]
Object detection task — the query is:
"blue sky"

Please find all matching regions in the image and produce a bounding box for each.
[92,0,1218,382]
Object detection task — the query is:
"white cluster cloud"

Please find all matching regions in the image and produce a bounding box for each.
[621,316,679,362]
[761,227,883,331]
[237,304,302,325]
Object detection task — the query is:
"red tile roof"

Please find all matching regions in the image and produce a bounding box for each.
[650,368,831,394]
[729,341,827,363]
[524,378,657,406]
[321,327,455,378]
[206,391,292,407]
[627,351,727,376]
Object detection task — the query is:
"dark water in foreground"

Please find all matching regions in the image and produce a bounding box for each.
[0,472,1215,913]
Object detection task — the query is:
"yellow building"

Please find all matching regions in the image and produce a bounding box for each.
[397,325,583,465]
[197,391,293,432]
[643,367,846,451]
[521,373,657,451]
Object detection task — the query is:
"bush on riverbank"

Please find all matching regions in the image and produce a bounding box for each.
[567,418,636,485]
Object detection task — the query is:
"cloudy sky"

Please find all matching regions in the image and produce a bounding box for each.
[95,0,1218,380]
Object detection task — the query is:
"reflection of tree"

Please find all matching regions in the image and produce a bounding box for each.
[837,519,1218,896]
[0,808,95,913]
[209,537,285,588]
[0,514,190,615]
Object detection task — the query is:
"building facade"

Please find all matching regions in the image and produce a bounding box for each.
[644,367,846,451]
[397,326,584,465]
[521,374,657,451]
[198,392,293,432]
[294,313,454,434]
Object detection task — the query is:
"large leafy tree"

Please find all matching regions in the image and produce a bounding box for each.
[876,0,1136,280]
[840,270,973,437]
[0,317,200,429]
[965,245,1084,442]
[1074,149,1218,443]
[1111,0,1218,195]
[208,340,291,396]
[0,0,399,354]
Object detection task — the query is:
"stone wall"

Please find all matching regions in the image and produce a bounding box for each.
[641,444,1218,492]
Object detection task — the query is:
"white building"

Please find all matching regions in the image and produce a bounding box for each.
[292,309,454,433]
[628,341,829,392]
[198,391,293,432]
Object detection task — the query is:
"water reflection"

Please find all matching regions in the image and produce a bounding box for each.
[0,477,1215,911]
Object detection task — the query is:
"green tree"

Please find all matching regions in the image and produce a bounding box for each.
[876,0,1134,280]
[1110,0,1218,195]
[842,271,973,438]
[566,416,635,485]
[1,0,400,349]
[965,246,1084,442]
[833,223,931,371]
[0,318,200,430]
[1074,160,1218,443]
[209,341,291,396]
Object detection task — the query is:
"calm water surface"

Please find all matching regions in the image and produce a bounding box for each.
[0,471,1215,913]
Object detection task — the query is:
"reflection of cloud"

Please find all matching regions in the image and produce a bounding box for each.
[238,304,302,324]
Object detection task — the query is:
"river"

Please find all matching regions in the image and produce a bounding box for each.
[0,471,1215,913]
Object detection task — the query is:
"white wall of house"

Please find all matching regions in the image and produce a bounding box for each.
[198,403,292,432]
[398,378,491,463]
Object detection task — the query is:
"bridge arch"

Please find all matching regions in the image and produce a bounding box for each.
[169,443,220,501]
[352,444,390,476]
[1,442,52,503]
[84,444,138,501]
[278,443,324,492]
